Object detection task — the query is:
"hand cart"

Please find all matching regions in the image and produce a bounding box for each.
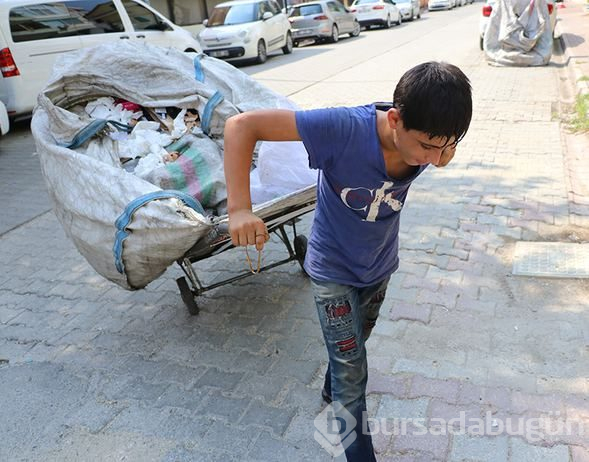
[175,185,316,315]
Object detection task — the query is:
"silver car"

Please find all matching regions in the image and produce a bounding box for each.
[288,1,361,46]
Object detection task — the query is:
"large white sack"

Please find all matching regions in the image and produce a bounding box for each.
[31,41,308,290]
[484,0,553,66]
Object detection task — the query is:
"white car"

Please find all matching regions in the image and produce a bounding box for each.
[0,0,203,119]
[395,0,421,20]
[350,0,402,29]
[479,0,556,49]
[198,0,293,64]
[428,0,457,11]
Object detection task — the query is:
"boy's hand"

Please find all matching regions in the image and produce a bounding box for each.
[228,210,269,251]
[435,144,456,168]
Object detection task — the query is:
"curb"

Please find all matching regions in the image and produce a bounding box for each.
[558,0,589,96]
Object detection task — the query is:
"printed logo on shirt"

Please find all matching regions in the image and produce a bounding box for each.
[340,181,405,222]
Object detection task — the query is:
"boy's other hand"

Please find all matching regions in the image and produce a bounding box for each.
[228,210,269,251]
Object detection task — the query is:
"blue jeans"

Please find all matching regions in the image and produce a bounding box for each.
[311,276,390,462]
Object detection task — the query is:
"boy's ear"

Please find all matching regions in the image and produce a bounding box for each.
[387,108,402,129]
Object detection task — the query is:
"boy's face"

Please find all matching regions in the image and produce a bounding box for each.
[387,110,457,167]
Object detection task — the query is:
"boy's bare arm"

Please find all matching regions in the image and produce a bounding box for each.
[224,109,301,251]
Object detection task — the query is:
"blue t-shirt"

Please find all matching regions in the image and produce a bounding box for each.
[295,104,427,287]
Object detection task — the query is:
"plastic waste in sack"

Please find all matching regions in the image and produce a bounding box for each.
[85,97,142,127]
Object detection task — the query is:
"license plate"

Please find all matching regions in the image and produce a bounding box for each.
[210,50,229,57]
[360,6,370,12]
[294,29,311,36]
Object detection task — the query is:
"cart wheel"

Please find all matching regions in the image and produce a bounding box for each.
[293,235,308,274]
[176,277,199,315]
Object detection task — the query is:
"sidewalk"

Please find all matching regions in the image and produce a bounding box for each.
[0,10,588,462]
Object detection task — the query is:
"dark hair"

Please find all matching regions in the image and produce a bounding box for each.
[393,62,472,145]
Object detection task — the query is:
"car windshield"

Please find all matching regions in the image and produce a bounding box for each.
[353,0,378,4]
[208,3,259,26]
[289,4,323,16]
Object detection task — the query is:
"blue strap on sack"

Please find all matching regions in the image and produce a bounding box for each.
[201,91,224,135]
[194,55,205,83]
[113,191,205,275]
[61,119,133,150]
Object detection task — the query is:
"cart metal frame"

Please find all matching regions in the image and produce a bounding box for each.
[175,187,316,314]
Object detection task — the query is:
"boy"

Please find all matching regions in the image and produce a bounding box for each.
[223,61,472,461]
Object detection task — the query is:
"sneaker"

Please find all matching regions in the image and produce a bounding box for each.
[321,388,332,404]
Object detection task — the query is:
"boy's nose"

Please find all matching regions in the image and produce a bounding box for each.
[429,149,443,166]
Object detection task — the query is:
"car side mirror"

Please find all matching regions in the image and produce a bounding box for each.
[262,11,274,20]
[152,21,173,31]
[203,19,209,26]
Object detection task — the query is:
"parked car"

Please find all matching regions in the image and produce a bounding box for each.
[288,0,361,46]
[0,0,203,119]
[350,0,402,29]
[0,101,8,135]
[428,0,456,11]
[198,0,292,64]
[395,0,420,20]
[0,75,8,135]
[478,0,556,49]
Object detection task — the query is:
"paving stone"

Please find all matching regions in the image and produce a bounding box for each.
[409,375,461,403]
[151,361,207,388]
[161,446,232,462]
[391,422,450,459]
[240,400,297,436]
[152,384,210,411]
[509,437,570,462]
[267,357,321,385]
[199,420,260,456]
[389,302,432,324]
[428,399,484,430]
[201,392,250,422]
[158,410,212,442]
[392,358,438,378]
[64,400,125,434]
[449,434,509,462]
[571,445,589,462]
[102,375,169,402]
[366,370,409,397]
[248,430,321,461]
[194,367,245,392]
[376,396,429,421]
[282,381,324,412]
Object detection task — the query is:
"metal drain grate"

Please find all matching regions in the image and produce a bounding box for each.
[513,242,589,278]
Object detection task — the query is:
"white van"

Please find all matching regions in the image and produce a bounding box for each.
[0,0,203,119]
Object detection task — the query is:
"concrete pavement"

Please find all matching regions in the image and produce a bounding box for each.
[1,4,589,461]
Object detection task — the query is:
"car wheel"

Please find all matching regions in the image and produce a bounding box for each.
[256,39,267,64]
[293,40,299,47]
[396,13,402,25]
[350,21,361,37]
[410,11,414,20]
[329,24,339,43]
[479,36,484,50]
[417,9,421,18]
[282,32,293,54]
[383,15,391,28]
